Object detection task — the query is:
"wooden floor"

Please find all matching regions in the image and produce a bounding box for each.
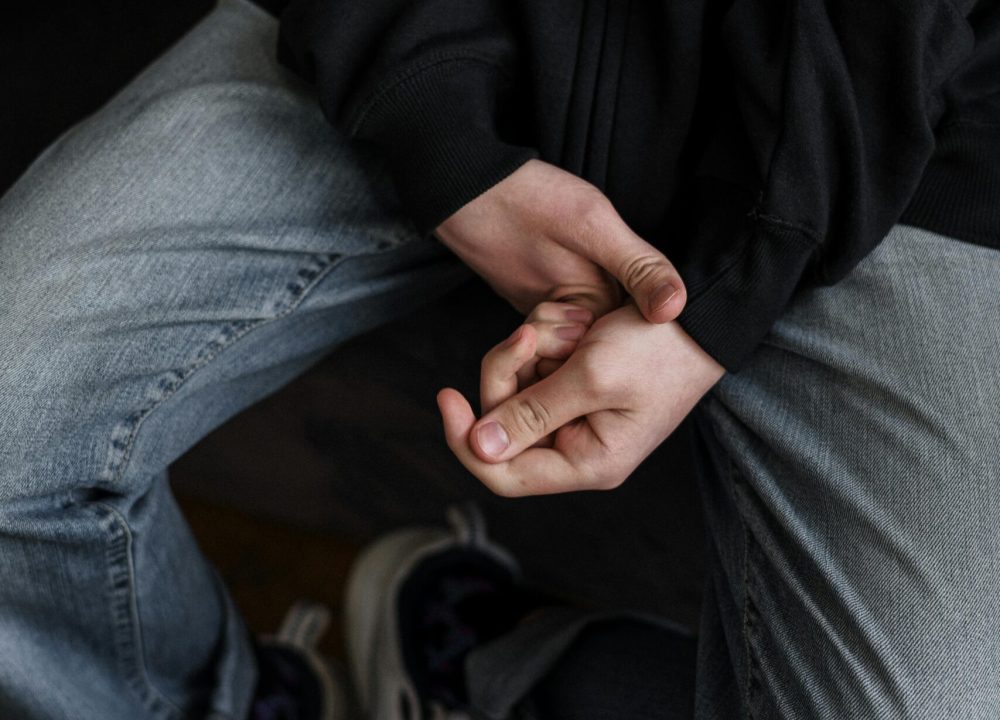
[178,493,359,660]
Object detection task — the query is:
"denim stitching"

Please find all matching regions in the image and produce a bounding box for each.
[732,457,759,720]
[743,540,765,720]
[91,501,186,720]
[740,526,755,718]
[91,250,346,714]
[104,251,343,488]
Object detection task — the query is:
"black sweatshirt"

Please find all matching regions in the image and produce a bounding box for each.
[275,0,1000,371]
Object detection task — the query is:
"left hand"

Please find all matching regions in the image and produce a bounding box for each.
[435,160,687,322]
[437,303,726,496]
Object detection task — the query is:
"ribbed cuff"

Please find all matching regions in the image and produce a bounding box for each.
[351,57,539,234]
[677,216,818,372]
[901,121,1000,250]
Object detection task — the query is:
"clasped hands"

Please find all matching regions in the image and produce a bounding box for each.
[435,160,725,496]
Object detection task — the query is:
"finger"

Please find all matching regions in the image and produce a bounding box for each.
[515,362,539,392]
[485,321,584,415]
[547,281,622,319]
[439,387,637,496]
[480,325,537,414]
[530,321,587,359]
[437,388,596,496]
[469,364,598,463]
[535,357,563,379]
[497,445,593,495]
[560,199,686,323]
[526,301,594,325]
[438,387,478,452]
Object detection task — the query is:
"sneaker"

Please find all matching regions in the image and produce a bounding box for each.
[252,601,351,720]
[345,504,540,720]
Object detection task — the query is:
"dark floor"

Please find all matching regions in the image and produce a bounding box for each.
[4,0,705,659]
[178,493,358,658]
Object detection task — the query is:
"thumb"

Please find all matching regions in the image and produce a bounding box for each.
[561,198,686,323]
[468,364,594,463]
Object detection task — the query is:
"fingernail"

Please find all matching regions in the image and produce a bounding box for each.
[565,308,592,322]
[477,422,510,458]
[555,324,585,340]
[650,283,679,314]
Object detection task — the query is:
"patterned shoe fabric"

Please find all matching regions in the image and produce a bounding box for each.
[347,504,543,720]
[397,546,542,709]
[251,602,349,720]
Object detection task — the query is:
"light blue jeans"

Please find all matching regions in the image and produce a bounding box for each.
[1,1,998,719]
[0,3,470,718]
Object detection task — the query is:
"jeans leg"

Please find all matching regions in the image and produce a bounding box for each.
[465,608,695,720]
[524,619,696,720]
[693,225,1000,718]
[0,1,468,718]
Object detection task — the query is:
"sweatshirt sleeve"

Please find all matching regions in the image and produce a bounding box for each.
[277,0,538,234]
[676,0,979,370]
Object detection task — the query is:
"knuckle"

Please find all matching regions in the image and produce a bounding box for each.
[619,254,667,293]
[481,477,520,498]
[578,358,619,398]
[582,460,627,490]
[480,352,499,377]
[526,320,547,338]
[595,473,627,491]
[535,301,560,318]
[481,472,534,498]
[508,397,553,436]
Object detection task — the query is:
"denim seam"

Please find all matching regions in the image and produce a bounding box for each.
[89,501,186,720]
[743,535,765,720]
[104,250,344,489]
[91,250,346,716]
[733,457,758,720]
[740,533,755,719]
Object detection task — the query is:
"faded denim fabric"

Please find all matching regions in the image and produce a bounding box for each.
[0,2,468,717]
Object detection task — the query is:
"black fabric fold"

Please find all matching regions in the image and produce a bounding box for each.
[277,0,999,370]
[678,216,818,371]
[347,58,538,233]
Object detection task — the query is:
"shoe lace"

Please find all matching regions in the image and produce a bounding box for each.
[275,601,331,649]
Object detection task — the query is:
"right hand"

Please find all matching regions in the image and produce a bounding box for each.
[435,159,687,322]
[439,302,726,497]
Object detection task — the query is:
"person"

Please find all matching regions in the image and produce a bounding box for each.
[0,0,997,718]
[0,3,686,718]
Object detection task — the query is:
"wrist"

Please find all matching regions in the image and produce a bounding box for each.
[642,320,726,434]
